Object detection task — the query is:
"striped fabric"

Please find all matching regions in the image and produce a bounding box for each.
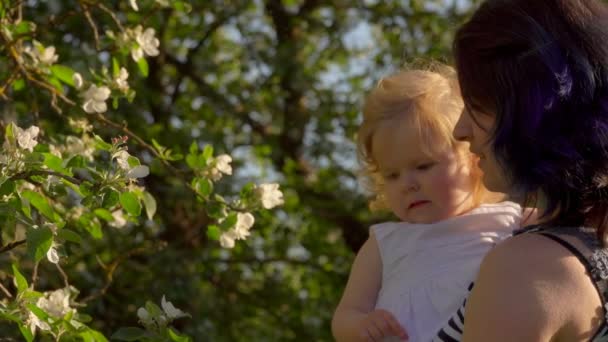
[432,284,469,342]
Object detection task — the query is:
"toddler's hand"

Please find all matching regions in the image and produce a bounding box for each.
[357,309,408,341]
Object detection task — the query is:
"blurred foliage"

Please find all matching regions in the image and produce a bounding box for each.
[0,0,482,339]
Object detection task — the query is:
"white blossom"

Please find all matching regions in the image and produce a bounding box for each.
[112,150,150,178]
[207,154,232,181]
[46,242,59,264]
[232,212,254,240]
[112,150,131,170]
[14,125,40,152]
[114,67,129,92]
[68,117,93,133]
[131,46,144,62]
[255,183,284,209]
[215,154,232,175]
[37,46,58,65]
[161,295,189,320]
[40,288,73,318]
[82,85,111,114]
[129,0,139,11]
[127,165,150,178]
[72,72,84,89]
[28,312,50,333]
[155,0,170,7]
[135,26,160,57]
[219,230,237,249]
[65,136,95,161]
[48,144,62,157]
[137,307,154,325]
[109,210,127,228]
[25,42,58,66]
[29,288,74,333]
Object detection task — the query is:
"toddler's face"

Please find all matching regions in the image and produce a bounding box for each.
[372,118,476,224]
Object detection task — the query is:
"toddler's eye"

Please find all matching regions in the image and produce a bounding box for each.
[383,172,399,181]
[416,162,435,171]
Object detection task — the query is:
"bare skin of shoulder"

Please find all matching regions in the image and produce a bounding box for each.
[462,233,603,342]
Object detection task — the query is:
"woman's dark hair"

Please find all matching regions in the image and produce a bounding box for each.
[454,0,608,242]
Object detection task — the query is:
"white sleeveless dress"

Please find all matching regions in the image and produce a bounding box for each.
[372,202,521,342]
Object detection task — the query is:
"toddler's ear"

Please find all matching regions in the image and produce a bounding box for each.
[521,207,539,226]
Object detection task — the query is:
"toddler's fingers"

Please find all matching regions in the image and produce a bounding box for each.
[364,323,384,342]
[379,310,409,340]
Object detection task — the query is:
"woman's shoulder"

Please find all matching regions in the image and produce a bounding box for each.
[482,231,596,287]
[466,230,604,340]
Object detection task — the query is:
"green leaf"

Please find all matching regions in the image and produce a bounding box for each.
[189,141,198,154]
[0,180,15,196]
[142,191,157,220]
[26,225,53,262]
[205,201,225,219]
[80,329,109,342]
[12,78,25,91]
[151,138,165,154]
[26,304,49,321]
[202,145,214,161]
[186,154,198,169]
[193,178,213,197]
[18,324,34,342]
[21,190,55,220]
[120,192,141,216]
[11,21,36,35]
[144,301,163,317]
[81,214,103,239]
[137,57,149,77]
[5,122,14,144]
[57,228,82,244]
[94,135,112,151]
[219,212,238,230]
[206,224,220,240]
[20,195,31,219]
[43,153,66,173]
[12,263,28,293]
[127,155,140,168]
[239,182,256,199]
[102,189,120,209]
[168,328,192,342]
[94,208,114,222]
[112,57,120,76]
[66,155,87,168]
[0,311,21,323]
[21,289,43,300]
[47,76,63,92]
[50,65,76,86]
[111,327,148,341]
[79,182,94,197]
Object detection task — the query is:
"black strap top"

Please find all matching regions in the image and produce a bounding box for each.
[515,225,608,341]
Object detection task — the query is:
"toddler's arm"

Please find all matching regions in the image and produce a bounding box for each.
[332,234,408,341]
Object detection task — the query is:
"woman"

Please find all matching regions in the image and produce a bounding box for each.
[437,0,608,341]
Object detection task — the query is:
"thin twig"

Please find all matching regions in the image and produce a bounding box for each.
[0,239,26,254]
[10,170,82,185]
[0,282,12,298]
[55,263,70,288]
[0,69,20,100]
[91,113,182,175]
[96,3,125,32]
[79,1,100,50]
[81,245,149,303]
[31,262,39,290]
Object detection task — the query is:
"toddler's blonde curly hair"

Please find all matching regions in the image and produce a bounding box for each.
[357,64,487,211]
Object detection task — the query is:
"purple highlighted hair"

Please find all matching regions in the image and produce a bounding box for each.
[454,0,608,241]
